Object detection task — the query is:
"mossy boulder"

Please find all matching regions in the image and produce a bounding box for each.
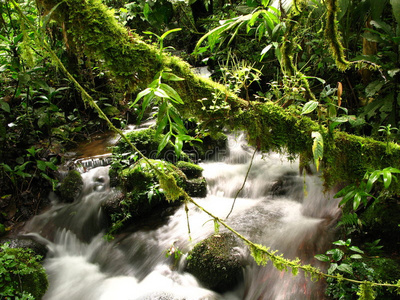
[58,170,83,202]
[0,241,48,299]
[176,161,203,178]
[186,233,244,293]
[185,177,207,198]
[176,161,207,197]
[103,159,187,232]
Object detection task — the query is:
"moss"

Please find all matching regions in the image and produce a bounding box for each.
[185,177,207,198]
[0,243,48,299]
[186,233,243,293]
[176,161,203,178]
[58,170,83,202]
[104,159,187,233]
[324,0,349,71]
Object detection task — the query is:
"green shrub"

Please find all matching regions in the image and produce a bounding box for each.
[0,242,48,299]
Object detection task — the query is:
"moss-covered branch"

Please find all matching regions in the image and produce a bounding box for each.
[35,0,400,189]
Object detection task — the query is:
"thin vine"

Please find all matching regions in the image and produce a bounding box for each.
[225,147,257,220]
[11,1,400,297]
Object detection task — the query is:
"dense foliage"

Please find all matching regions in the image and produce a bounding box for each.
[1,0,400,298]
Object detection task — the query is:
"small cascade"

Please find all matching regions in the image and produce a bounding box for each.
[23,132,340,300]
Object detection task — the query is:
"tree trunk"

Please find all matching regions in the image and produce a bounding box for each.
[36,0,400,189]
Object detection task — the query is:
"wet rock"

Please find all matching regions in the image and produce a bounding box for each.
[103,159,186,233]
[0,236,48,259]
[270,171,302,199]
[185,177,207,198]
[186,233,244,293]
[58,170,83,202]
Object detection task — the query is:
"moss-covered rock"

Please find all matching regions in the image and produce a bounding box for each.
[103,159,187,233]
[0,241,48,299]
[186,233,244,293]
[176,161,203,178]
[58,170,83,202]
[185,177,207,198]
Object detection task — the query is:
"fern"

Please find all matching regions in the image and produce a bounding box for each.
[337,212,361,229]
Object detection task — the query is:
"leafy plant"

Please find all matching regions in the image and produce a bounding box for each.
[335,167,400,211]
[315,239,373,299]
[131,29,201,158]
[0,242,48,299]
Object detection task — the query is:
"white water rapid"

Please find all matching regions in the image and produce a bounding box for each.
[23,133,340,300]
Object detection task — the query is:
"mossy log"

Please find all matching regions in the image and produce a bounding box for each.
[37,0,400,188]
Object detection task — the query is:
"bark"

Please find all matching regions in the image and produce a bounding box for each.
[36,0,400,189]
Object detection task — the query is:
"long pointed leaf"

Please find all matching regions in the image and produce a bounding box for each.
[157,132,171,156]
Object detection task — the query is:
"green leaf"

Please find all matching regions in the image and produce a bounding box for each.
[174,136,183,158]
[160,28,182,40]
[382,169,392,189]
[350,254,363,259]
[311,131,323,171]
[156,115,168,136]
[339,189,356,206]
[349,246,364,254]
[0,101,10,113]
[169,108,186,133]
[36,160,47,172]
[154,87,170,99]
[131,88,152,107]
[157,132,171,156]
[327,263,338,274]
[45,161,58,171]
[337,264,353,275]
[353,192,362,210]
[159,84,184,104]
[301,101,318,115]
[314,254,330,262]
[327,248,344,261]
[333,240,347,246]
[261,0,270,7]
[365,80,384,97]
[161,72,184,82]
[366,170,381,192]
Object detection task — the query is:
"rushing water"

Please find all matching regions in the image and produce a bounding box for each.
[23,133,340,300]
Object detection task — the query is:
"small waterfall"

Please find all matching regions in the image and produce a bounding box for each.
[23,133,340,300]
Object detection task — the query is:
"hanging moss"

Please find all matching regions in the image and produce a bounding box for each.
[324,0,350,71]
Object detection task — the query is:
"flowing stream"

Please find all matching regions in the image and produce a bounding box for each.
[23,132,340,300]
